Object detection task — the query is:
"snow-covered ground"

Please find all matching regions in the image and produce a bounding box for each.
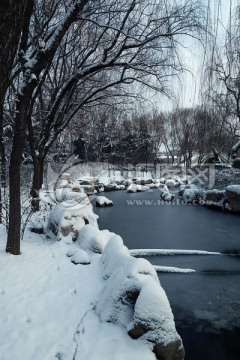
[0,226,157,360]
[0,217,184,360]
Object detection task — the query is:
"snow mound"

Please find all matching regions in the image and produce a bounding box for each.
[96,196,113,207]
[70,249,90,265]
[77,225,113,254]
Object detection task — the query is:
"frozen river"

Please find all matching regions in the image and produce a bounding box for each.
[94,189,240,360]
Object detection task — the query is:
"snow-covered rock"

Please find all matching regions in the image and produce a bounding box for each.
[159,185,175,201]
[61,172,71,183]
[64,191,89,204]
[165,179,177,189]
[96,237,184,360]
[161,191,175,201]
[46,201,98,240]
[226,185,240,212]
[96,196,113,207]
[127,184,150,193]
[101,235,132,279]
[77,225,113,254]
[57,179,70,189]
[205,189,225,206]
[182,189,195,203]
[80,184,96,195]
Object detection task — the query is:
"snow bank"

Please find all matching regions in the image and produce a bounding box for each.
[68,248,91,265]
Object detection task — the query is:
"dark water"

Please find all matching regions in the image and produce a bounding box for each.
[93,190,240,360]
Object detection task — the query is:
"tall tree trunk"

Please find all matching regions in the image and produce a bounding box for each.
[31,157,44,212]
[6,92,31,254]
[6,121,25,255]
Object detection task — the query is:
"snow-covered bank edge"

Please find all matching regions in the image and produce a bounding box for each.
[130,249,221,256]
[0,194,185,360]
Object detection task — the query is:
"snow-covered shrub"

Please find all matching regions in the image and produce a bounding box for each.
[232,158,240,169]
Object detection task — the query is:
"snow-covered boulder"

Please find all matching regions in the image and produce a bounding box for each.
[80,184,96,195]
[165,179,177,189]
[101,235,132,279]
[161,191,175,201]
[159,185,175,201]
[96,238,184,360]
[61,173,72,183]
[64,192,89,204]
[71,181,83,192]
[122,179,132,187]
[178,184,189,196]
[96,196,113,207]
[226,185,240,212]
[128,279,185,360]
[77,225,113,254]
[182,189,195,203]
[94,183,105,193]
[57,179,70,189]
[126,184,150,193]
[205,189,225,206]
[115,184,125,190]
[182,188,205,204]
[46,201,98,240]
[104,183,117,191]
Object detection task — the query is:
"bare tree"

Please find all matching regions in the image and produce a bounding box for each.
[4,0,204,254]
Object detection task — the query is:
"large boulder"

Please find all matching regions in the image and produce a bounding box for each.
[226,185,240,212]
[76,225,111,253]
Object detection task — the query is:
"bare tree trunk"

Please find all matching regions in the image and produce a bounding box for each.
[30,157,44,212]
[6,120,25,255]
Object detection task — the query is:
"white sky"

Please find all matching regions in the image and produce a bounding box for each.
[155,0,238,112]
